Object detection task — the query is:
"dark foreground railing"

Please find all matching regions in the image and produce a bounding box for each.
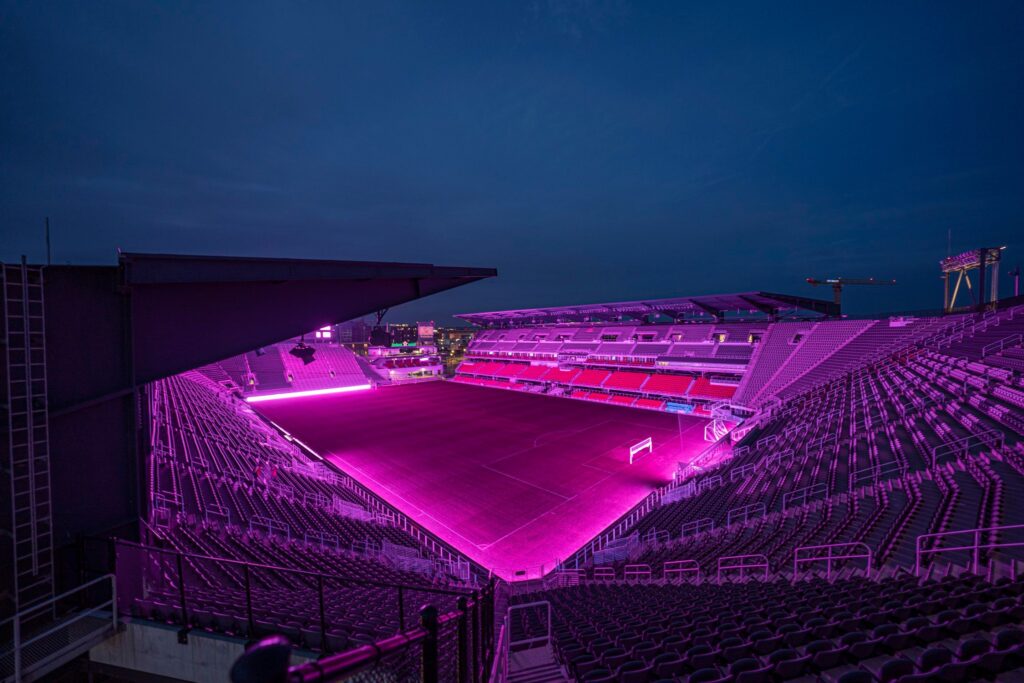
[97,535,481,654]
[231,591,497,683]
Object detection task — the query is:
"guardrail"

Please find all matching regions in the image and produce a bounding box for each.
[681,518,714,537]
[915,523,1024,576]
[982,333,1022,358]
[109,537,475,647]
[793,543,871,582]
[233,590,496,683]
[726,502,766,526]
[0,574,117,683]
[663,560,700,583]
[782,482,828,510]
[849,461,906,490]
[930,429,1004,465]
[717,554,769,582]
[624,564,652,582]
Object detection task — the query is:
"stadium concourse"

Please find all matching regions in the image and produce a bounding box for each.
[253,380,708,580]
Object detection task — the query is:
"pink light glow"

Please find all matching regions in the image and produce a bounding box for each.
[245,384,372,403]
[252,381,709,581]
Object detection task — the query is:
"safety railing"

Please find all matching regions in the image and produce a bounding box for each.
[663,560,700,583]
[623,564,652,582]
[782,482,828,511]
[717,554,770,582]
[915,523,1024,576]
[232,589,496,683]
[107,538,476,652]
[730,462,757,482]
[505,600,551,653]
[930,429,1003,465]
[765,449,796,469]
[680,518,714,538]
[849,460,906,490]
[793,543,871,582]
[726,502,766,526]
[542,569,583,590]
[982,333,1022,358]
[642,529,670,544]
[0,574,117,683]
[488,619,508,683]
[592,567,616,582]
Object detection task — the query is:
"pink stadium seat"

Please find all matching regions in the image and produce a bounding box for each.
[570,369,611,388]
[690,378,737,400]
[642,373,693,397]
[609,394,636,406]
[516,365,551,381]
[603,371,650,391]
[544,367,582,383]
[634,398,666,410]
[494,362,528,378]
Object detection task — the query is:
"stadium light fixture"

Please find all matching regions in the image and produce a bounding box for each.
[245,384,372,403]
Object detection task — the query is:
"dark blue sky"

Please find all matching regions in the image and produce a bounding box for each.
[2,1,1022,323]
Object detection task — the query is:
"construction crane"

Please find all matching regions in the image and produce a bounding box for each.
[805,277,896,315]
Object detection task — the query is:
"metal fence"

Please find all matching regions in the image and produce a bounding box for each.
[231,590,497,683]
[0,574,117,682]
[104,537,484,659]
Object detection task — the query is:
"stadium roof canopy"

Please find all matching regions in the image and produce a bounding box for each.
[119,252,496,382]
[25,251,495,542]
[455,291,837,326]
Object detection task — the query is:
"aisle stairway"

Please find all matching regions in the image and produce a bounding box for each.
[509,645,569,683]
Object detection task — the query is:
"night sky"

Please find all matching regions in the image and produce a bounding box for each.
[2,1,1022,324]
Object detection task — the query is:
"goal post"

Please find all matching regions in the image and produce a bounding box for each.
[629,437,653,464]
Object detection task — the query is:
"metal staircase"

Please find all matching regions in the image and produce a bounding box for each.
[2,261,55,615]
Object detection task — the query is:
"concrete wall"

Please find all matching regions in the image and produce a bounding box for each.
[90,620,314,683]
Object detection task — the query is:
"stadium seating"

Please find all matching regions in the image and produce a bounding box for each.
[167,303,1024,681]
[643,373,694,398]
[511,573,1024,682]
[604,371,651,392]
[143,371,475,651]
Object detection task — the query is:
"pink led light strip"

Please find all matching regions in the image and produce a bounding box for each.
[245,384,372,403]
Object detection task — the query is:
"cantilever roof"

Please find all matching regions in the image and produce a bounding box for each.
[455,291,837,326]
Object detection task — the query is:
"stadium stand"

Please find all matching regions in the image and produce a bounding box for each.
[178,296,1024,683]
[140,370,480,652]
[34,261,1024,682]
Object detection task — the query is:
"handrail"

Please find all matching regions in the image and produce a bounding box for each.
[0,573,116,627]
[982,333,1022,357]
[663,560,700,582]
[681,518,714,537]
[0,574,117,683]
[507,600,552,649]
[726,502,766,526]
[930,429,1004,465]
[915,523,1024,576]
[793,542,871,582]
[717,554,769,582]
[782,482,828,510]
[490,616,509,683]
[849,460,905,489]
[231,582,497,683]
[623,564,652,582]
